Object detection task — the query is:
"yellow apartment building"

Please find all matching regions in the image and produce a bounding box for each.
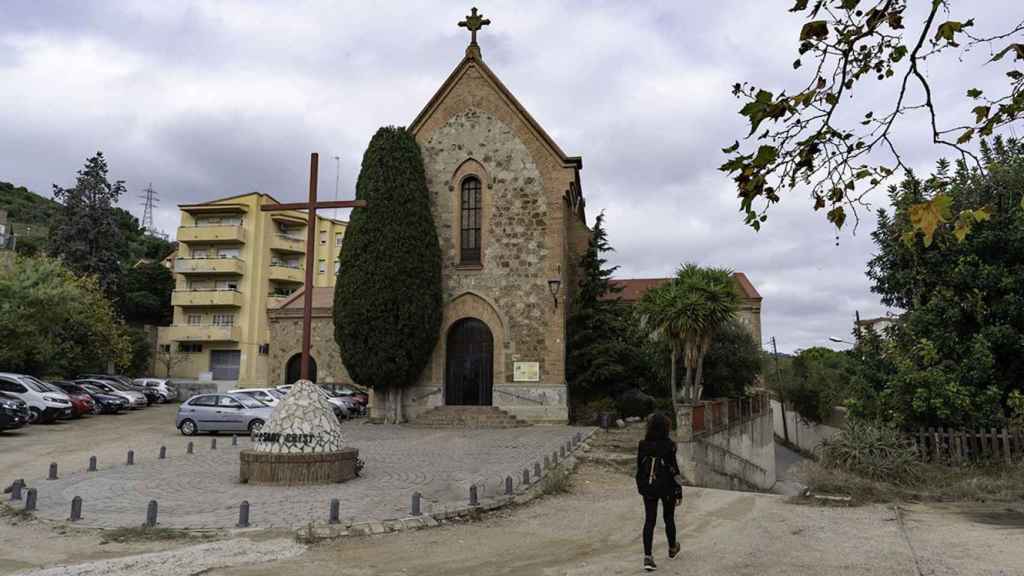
[155,192,346,387]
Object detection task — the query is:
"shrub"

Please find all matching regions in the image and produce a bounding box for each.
[818,419,922,485]
[616,388,655,418]
[573,397,617,425]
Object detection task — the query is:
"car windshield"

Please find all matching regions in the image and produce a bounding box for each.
[80,385,102,395]
[231,395,266,409]
[268,389,285,399]
[19,376,51,393]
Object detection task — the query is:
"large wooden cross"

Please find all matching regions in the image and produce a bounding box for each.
[261,153,366,381]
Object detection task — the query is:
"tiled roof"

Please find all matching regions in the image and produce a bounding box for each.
[607,272,762,304]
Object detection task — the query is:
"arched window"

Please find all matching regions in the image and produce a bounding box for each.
[460,176,482,264]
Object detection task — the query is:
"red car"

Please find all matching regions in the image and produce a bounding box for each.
[52,381,95,417]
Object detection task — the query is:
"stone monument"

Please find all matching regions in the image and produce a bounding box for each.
[239,380,360,485]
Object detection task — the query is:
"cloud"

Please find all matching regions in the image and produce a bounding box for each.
[0,0,1018,352]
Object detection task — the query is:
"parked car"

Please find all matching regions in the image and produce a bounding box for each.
[324,390,364,416]
[324,385,369,407]
[77,379,147,409]
[48,381,95,418]
[277,384,351,418]
[175,393,272,436]
[0,373,73,423]
[132,378,178,403]
[0,391,30,431]
[80,374,160,405]
[228,387,285,407]
[75,382,129,414]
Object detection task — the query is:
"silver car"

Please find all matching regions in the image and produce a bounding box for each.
[176,393,272,436]
[78,379,147,409]
[133,378,178,402]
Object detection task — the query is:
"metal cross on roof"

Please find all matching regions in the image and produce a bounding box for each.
[458,7,491,46]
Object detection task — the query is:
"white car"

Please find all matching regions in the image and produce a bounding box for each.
[77,378,148,409]
[227,387,284,407]
[276,384,350,418]
[0,373,73,423]
[133,378,178,402]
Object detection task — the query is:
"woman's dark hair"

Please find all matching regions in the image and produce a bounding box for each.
[645,412,672,442]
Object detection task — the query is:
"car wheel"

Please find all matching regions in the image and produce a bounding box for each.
[28,407,41,424]
[179,419,197,436]
[248,419,264,434]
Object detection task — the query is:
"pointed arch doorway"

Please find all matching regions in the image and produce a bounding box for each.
[445,318,493,406]
[285,353,317,384]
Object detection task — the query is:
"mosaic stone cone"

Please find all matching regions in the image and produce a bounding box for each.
[240,380,359,485]
[254,380,344,454]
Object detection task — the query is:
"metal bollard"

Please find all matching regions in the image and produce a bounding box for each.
[411,492,422,516]
[232,435,238,447]
[505,476,514,496]
[237,500,250,528]
[187,441,194,454]
[145,500,159,527]
[544,455,550,469]
[560,445,566,458]
[48,462,58,480]
[211,438,217,450]
[522,469,531,486]
[69,496,82,522]
[88,456,97,472]
[534,462,542,479]
[329,498,340,525]
[469,485,479,507]
[127,450,134,466]
[552,451,558,465]
[159,446,166,460]
[24,488,37,512]
[10,479,24,501]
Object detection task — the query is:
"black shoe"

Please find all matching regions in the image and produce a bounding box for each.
[644,556,657,571]
[669,542,681,559]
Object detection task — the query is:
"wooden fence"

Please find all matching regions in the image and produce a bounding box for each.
[910,427,1024,464]
[691,391,768,435]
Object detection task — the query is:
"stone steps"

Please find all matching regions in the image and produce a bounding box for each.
[412,406,530,428]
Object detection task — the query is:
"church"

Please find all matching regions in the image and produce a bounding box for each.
[267,9,762,424]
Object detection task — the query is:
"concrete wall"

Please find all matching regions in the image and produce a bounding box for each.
[677,399,776,491]
[771,399,845,455]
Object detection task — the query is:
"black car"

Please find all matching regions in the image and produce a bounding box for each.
[0,391,30,431]
[58,382,127,414]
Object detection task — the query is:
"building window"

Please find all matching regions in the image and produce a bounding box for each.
[335,233,343,247]
[178,343,202,354]
[319,258,326,273]
[460,176,482,264]
[212,313,234,326]
[320,230,327,244]
[258,343,270,355]
[334,260,340,273]
[159,344,171,353]
[187,314,203,326]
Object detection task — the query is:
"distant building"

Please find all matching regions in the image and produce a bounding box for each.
[855,316,895,337]
[0,209,11,250]
[606,273,763,349]
[155,192,347,385]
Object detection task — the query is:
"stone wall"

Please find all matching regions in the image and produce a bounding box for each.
[771,399,846,455]
[676,396,776,491]
[267,308,353,387]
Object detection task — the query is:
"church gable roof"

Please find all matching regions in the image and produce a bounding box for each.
[409,52,582,170]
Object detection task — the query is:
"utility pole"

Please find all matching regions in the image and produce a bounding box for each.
[771,336,790,443]
[140,183,158,232]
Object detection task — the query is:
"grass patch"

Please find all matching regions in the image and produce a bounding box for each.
[99,526,203,544]
[797,459,1024,504]
[542,467,574,495]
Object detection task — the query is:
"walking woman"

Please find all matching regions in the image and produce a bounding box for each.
[635,412,683,571]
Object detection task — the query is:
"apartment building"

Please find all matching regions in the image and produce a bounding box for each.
[155,192,347,386]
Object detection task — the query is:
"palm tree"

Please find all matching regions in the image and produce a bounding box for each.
[638,264,741,410]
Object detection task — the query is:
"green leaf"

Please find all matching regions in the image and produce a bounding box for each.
[800,20,829,41]
[966,88,983,99]
[827,206,846,229]
[722,141,740,154]
[909,195,953,247]
[973,207,992,222]
[793,58,802,69]
[934,21,966,46]
[990,43,1024,62]
[839,0,859,9]
[972,105,991,123]
[957,128,974,144]
[753,145,779,168]
[789,0,809,11]
[890,45,908,63]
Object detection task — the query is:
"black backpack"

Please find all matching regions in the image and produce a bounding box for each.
[636,452,674,497]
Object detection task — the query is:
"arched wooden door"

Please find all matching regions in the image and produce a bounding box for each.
[285,353,317,384]
[445,318,493,406]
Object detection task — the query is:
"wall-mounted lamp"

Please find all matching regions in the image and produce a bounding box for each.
[547,278,562,309]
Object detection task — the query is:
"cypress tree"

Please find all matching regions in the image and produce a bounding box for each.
[334,127,443,422]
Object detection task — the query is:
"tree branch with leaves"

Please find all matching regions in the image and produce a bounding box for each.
[721,0,1024,242]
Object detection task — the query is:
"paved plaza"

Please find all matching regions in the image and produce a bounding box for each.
[21,425,588,529]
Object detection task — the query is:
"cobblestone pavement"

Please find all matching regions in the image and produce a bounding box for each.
[22,425,587,529]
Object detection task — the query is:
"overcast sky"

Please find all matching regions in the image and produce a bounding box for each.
[2,1,1019,353]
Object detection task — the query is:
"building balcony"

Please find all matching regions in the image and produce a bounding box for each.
[269,264,304,283]
[270,233,306,253]
[267,293,296,309]
[171,289,244,308]
[174,257,245,275]
[163,324,241,342]
[177,224,245,244]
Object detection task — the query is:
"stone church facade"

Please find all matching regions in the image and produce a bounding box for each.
[269,28,591,423]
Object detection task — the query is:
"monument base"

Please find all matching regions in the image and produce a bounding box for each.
[239,448,359,485]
